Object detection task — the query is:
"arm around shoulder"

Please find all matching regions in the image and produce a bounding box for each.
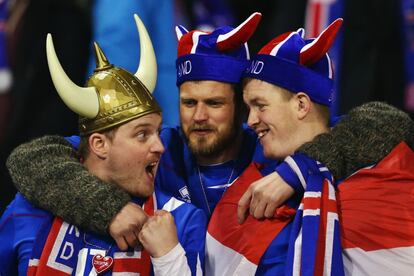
[6,135,131,235]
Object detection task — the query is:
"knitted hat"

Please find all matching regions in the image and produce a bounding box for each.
[175,12,261,87]
[244,18,343,106]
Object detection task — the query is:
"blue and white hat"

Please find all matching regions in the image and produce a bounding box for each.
[175,12,262,87]
[244,19,343,106]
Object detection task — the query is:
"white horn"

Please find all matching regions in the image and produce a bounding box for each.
[134,14,157,93]
[46,34,99,118]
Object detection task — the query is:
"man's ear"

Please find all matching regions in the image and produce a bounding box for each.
[295,92,311,120]
[88,133,109,159]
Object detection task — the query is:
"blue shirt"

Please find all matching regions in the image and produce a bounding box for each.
[0,192,206,275]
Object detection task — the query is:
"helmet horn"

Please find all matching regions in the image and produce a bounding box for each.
[46,33,99,119]
[133,14,157,94]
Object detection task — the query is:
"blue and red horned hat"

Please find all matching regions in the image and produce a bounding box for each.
[244,18,343,106]
[175,12,262,87]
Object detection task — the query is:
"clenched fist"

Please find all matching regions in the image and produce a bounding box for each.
[139,210,179,257]
[109,202,148,250]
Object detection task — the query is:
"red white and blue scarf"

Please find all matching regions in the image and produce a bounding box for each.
[27,195,155,275]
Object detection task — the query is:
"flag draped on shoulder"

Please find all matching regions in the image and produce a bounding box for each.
[284,141,414,276]
[206,162,295,275]
[339,141,414,275]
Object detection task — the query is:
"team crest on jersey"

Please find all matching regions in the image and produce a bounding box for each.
[179,186,191,202]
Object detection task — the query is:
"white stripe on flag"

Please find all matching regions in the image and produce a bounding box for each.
[343,246,414,276]
[205,232,257,276]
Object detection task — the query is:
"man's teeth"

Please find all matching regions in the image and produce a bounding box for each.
[257,130,268,138]
[146,162,158,176]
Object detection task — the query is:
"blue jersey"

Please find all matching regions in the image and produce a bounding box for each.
[0,193,50,275]
[0,192,206,275]
[155,125,277,217]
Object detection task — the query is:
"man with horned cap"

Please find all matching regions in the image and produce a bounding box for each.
[213,18,414,275]
[203,17,414,275]
[0,14,206,275]
[202,18,345,276]
[5,12,284,251]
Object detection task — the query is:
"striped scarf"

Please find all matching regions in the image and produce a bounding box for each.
[27,196,155,275]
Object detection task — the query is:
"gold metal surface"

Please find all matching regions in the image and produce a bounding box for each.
[79,54,161,134]
[46,14,160,136]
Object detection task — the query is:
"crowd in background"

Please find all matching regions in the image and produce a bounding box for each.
[0,0,412,212]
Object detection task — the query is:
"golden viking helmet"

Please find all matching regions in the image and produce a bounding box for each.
[46,14,161,136]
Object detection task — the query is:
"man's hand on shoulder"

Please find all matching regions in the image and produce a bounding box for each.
[237,171,294,224]
[109,202,148,250]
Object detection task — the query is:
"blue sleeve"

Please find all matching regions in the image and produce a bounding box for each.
[0,194,50,276]
[275,160,305,194]
[274,153,334,207]
[275,153,331,194]
[0,202,18,275]
[177,208,207,275]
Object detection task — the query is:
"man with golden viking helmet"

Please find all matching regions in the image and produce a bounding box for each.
[6,12,275,253]
[0,14,206,275]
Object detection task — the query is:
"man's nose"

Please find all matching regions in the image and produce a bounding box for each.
[193,103,208,122]
[247,109,259,128]
[151,135,165,154]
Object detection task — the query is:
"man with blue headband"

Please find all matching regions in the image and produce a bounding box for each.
[219,18,414,275]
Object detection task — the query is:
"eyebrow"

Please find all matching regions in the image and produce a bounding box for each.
[180,96,226,101]
[132,121,161,130]
[249,97,265,105]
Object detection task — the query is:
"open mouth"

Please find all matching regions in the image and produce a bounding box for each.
[257,129,269,139]
[145,161,159,180]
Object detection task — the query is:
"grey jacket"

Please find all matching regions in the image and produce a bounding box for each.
[7,102,414,235]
